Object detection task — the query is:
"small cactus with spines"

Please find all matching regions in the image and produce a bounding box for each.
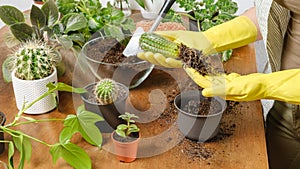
[95,78,118,105]
[139,32,212,75]
[9,39,61,80]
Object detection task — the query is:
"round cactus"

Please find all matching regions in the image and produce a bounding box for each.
[10,39,61,80]
[94,78,118,105]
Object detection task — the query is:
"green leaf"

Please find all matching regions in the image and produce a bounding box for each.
[56,0,76,15]
[10,23,34,41]
[2,55,15,83]
[12,133,25,169]
[8,141,14,169]
[0,6,25,25]
[59,126,76,143]
[30,5,46,29]
[62,13,87,33]
[116,131,126,138]
[50,143,91,169]
[121,18,135,31]
[41,0,59,26]
[57,36,73,49]
[46,82,87,93]
[62,105,103,146]
[76,105,103,146]
[103,25,124,40]
[221,49,233,62]
[135,0,145,9]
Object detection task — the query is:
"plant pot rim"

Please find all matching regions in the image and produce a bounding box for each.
[82,36,149,66]
[80,82,129,106]
[174,90,226,118]
[111,131,141,144]
[0,112,6,126]
[12,66,57,82]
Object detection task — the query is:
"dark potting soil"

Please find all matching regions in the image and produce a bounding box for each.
[182,98,221,116]
[112,131,139,143]
[86,37,146,65]
[85,37,153,86]
[178,45,224,76]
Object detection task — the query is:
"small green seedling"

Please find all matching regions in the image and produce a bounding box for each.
[116,112,140,138]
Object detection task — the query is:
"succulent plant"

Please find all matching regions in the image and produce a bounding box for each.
[8,39,61,80]
[94,78,118,105]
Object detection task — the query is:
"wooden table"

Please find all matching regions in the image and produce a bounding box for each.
[0,25,269,168]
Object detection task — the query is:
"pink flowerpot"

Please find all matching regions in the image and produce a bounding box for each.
[111,131,140,163]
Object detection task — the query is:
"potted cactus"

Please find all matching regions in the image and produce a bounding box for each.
[111,112,140,163]
[81,78,129,133]
[4,39,61,114]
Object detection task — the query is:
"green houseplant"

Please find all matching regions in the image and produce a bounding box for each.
[81,78,129,133]
[5,39,61,114]
[0,82,104,169]
[111,112,140,163]
[55,0,136,41]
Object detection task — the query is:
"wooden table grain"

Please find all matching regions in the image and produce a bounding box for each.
[0,25,268,169]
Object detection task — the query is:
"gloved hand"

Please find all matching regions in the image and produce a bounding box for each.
[137,16,257,68]
[184,67,300,105]
[137,52,182,68]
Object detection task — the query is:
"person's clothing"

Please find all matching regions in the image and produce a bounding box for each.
[267,101,300,169]
[255,0,300,168]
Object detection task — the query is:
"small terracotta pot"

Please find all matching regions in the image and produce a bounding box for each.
[111,131,140,163]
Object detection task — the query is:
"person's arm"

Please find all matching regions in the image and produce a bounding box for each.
[242,7,262,41]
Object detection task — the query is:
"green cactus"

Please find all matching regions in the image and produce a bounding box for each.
[9,39,61,80]
[139,33,180,58]
[94,78,118,105]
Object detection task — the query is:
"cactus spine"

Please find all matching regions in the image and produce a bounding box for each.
[10,39,61,80]
[95,79,118,105]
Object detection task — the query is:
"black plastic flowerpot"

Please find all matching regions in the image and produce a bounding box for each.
[81,82,129,133]
[174,90,226,142]
[0,112,6,154]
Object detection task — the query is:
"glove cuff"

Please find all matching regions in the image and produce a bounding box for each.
[203,16,257,53]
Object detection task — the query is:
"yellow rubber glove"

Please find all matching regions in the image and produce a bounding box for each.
[138,16,257,68]
[137,52,182,68]
[184,67,300,105]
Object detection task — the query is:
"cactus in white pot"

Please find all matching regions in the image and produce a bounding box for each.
[6,39,61,114]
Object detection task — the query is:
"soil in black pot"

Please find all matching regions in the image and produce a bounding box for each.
[182,97,222,116]
[84,36,153,87]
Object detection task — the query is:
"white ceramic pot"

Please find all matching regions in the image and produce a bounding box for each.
[12,67,58,114]
[140,0,164,20]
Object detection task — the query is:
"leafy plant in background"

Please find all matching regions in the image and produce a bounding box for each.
[0,82,103,169]
[56,0,136,40]
[0,0,88,50]
[174,0,238,61]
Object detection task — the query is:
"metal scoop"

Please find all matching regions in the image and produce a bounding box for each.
[122,0,176,57]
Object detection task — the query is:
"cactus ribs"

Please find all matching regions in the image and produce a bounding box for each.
[139,33,223,76]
